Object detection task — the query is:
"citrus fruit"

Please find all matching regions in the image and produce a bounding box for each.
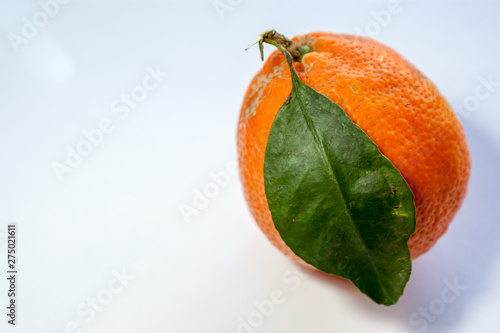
[237,30,471,266]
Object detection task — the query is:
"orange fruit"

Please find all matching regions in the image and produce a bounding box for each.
[237,32,471,261]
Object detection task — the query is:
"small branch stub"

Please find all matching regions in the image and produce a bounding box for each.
[245,29,311,61]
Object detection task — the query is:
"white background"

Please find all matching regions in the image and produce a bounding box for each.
[1,0,499,332]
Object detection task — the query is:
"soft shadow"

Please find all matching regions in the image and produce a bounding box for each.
[300,122,500,332]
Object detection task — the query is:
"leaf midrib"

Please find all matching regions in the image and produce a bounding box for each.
[290,81,393,303]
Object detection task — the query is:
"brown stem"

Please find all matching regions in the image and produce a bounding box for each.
[261,30,303,60]
[246,29,311,62]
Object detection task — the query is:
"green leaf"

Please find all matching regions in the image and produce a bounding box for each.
[264,49,416,305]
